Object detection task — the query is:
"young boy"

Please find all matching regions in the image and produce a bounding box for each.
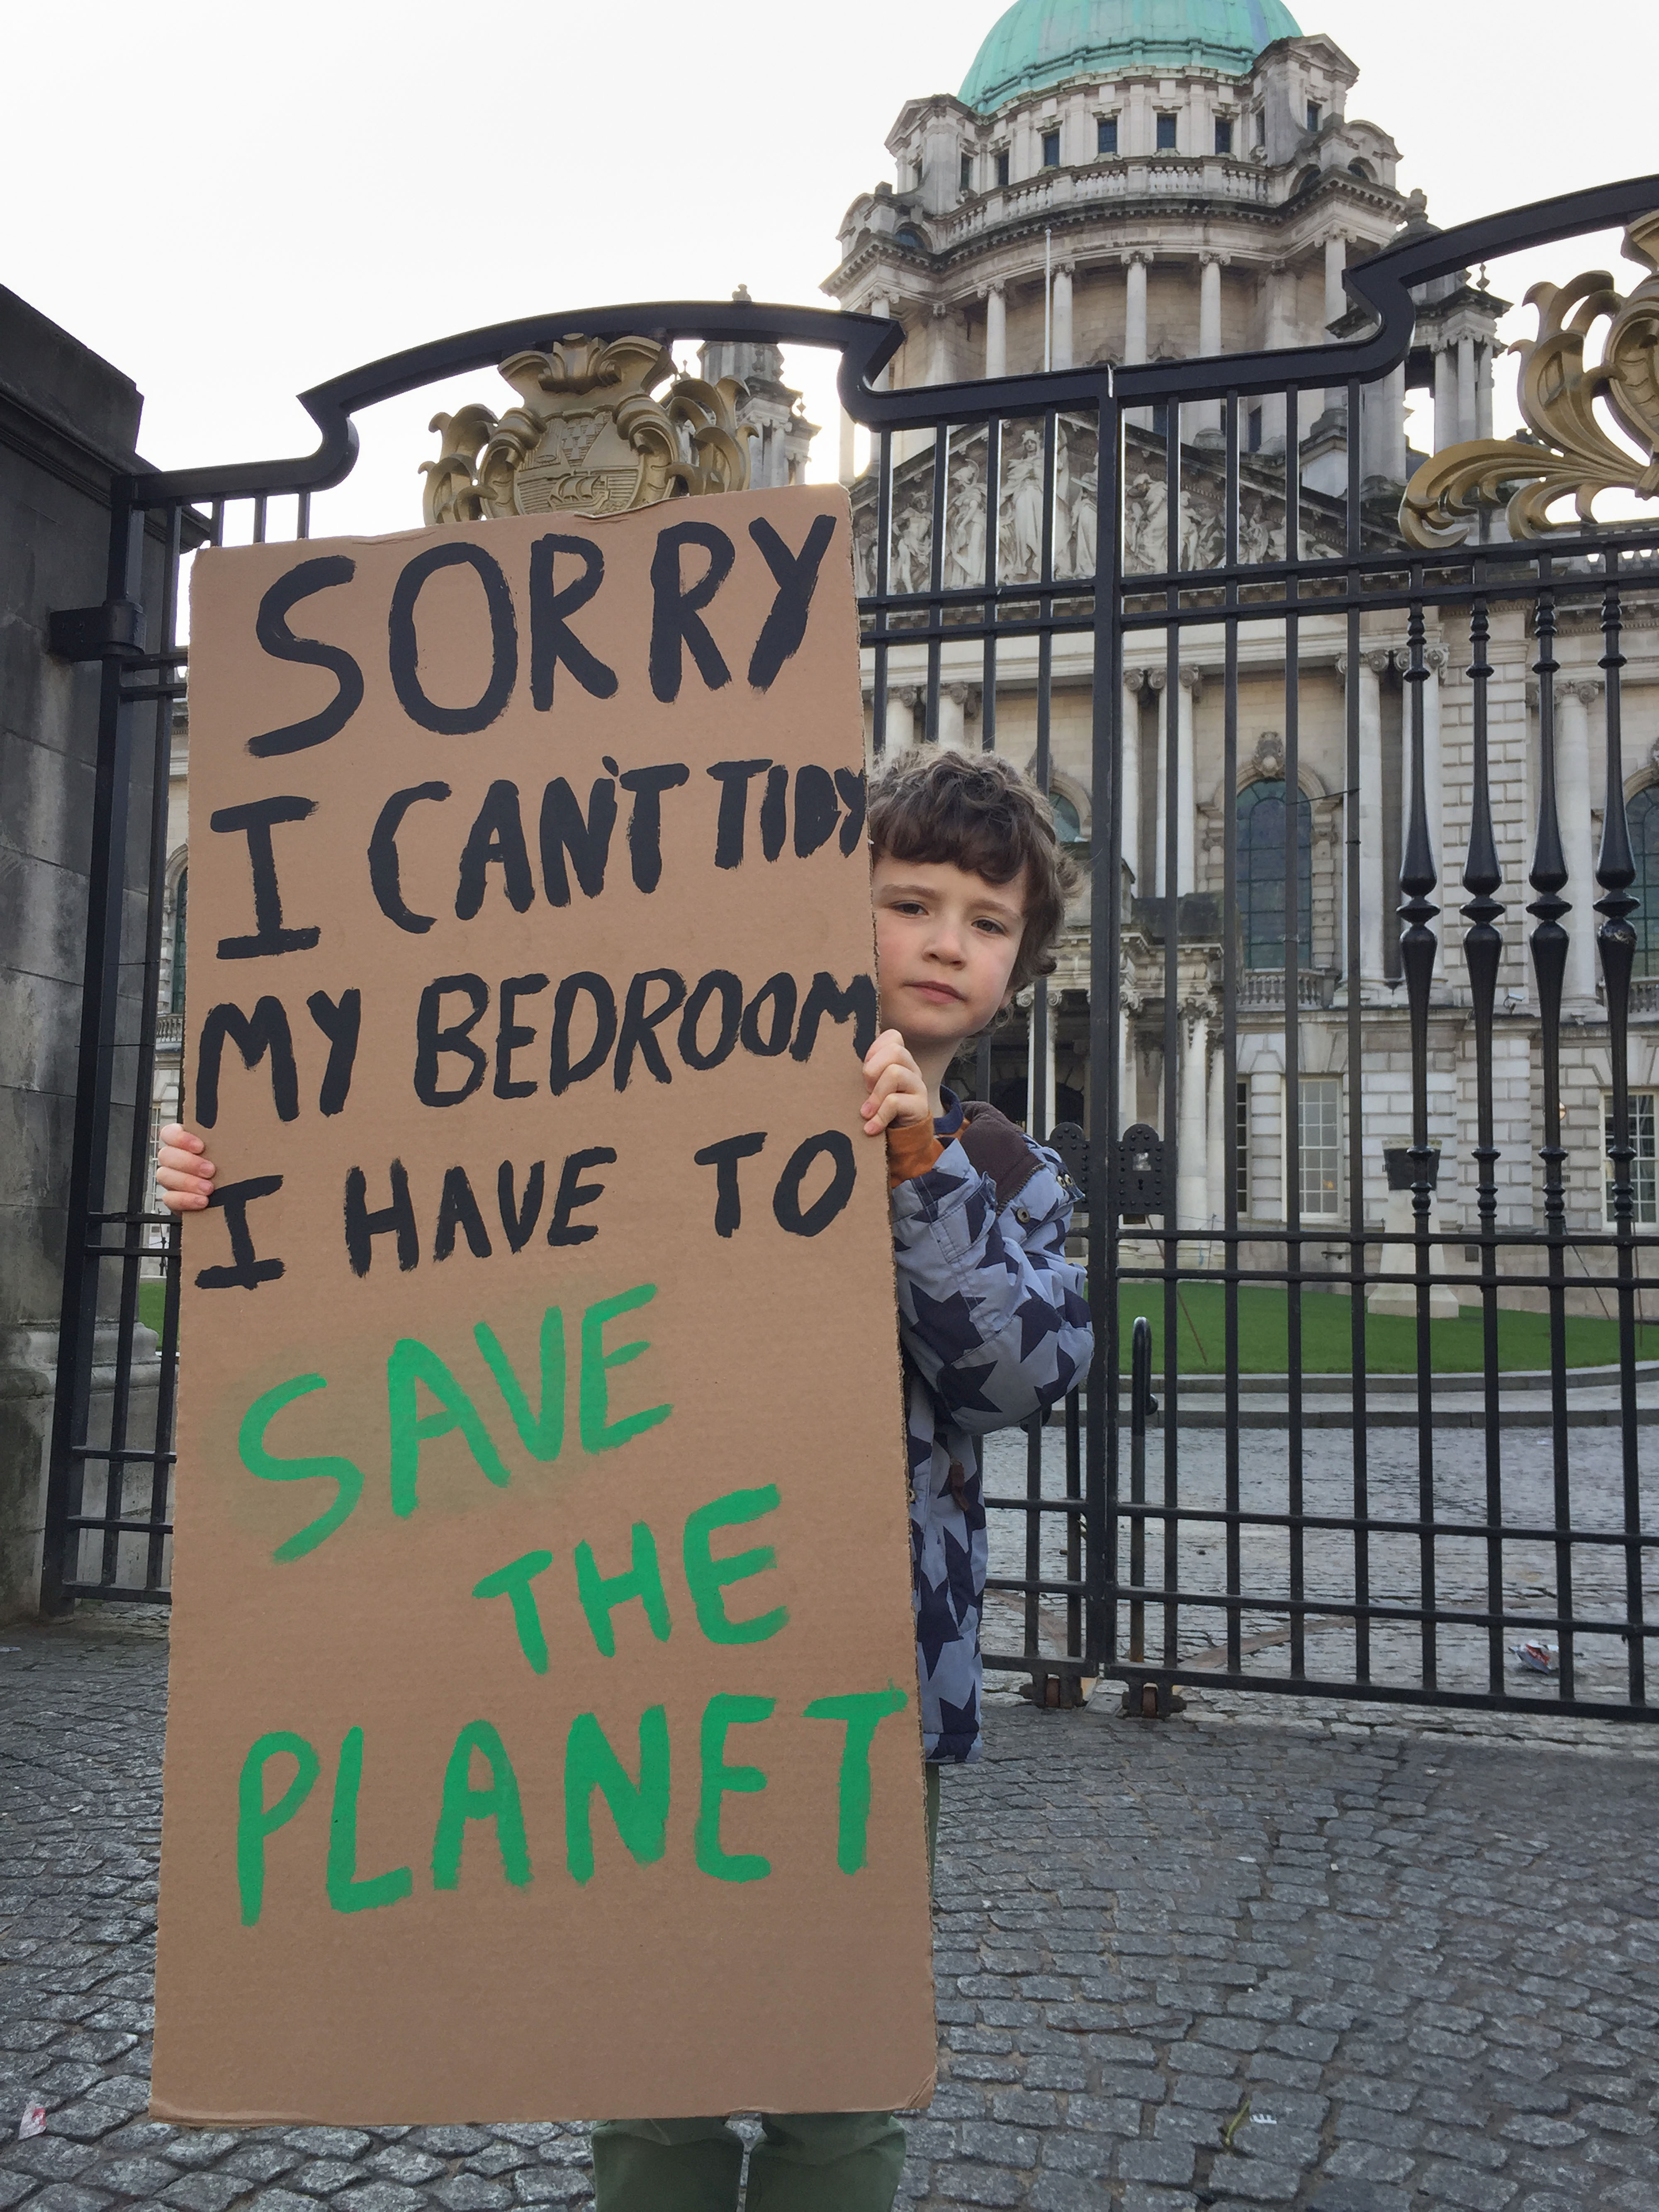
[156,747,1093,2212]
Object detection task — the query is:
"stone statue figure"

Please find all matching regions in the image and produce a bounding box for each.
[1002,428,1046,580]
[891,502,929,595]
[943,462,986,589]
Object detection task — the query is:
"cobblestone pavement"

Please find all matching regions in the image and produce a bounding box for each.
[6,1612,1659,2210]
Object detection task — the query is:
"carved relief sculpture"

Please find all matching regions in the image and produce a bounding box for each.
[422,334,753,525]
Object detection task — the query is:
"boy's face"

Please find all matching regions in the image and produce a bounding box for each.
[871,852,1027,1054]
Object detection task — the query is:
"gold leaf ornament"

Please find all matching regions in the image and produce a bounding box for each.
[1401,212,1659,548]
[421,334,755,525]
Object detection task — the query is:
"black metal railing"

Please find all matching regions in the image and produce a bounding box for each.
[41,175,1659,1727]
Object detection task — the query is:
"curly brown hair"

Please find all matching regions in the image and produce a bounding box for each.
[866,749,1079,994]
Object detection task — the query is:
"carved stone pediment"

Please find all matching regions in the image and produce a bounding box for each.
[422,334,754,525]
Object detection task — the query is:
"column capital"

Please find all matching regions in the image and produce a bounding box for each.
[1365,646,1395,676]
[1121,247,1152,267]
[1422,643,1450,676]
[1123,668,1146,697]
[1053,258,1076,279]
[1144,667,1168,694]
[1178,666,1204,701]
[944,681,980,710]
[983,278,1005,299]
[1563,676,1604,706]
[1198,248,1229,267]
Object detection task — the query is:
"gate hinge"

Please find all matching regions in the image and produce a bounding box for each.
[47,599,145,662]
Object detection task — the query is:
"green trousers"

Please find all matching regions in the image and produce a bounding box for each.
[589,1766,940,2212]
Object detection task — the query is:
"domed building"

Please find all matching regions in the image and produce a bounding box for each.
[823,0,1503,485]
[818,0,1659,1288]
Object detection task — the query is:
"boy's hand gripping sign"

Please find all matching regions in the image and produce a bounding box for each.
[155,489,936,2123]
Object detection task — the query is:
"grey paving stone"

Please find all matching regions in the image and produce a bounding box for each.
[162,2173,259,2212]
[333,2188,425,2212]
[433,2182,513,2212]
[88,2155,183,2196]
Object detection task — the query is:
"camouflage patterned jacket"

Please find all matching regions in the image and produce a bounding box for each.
[892,1096,1093,1763]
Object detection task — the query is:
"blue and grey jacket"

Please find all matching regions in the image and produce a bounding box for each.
[892,1092,1093,1763]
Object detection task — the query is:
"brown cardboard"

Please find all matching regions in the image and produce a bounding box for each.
[152,487,937,2124]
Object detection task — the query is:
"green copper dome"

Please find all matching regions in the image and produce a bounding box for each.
[960,0,1302,111]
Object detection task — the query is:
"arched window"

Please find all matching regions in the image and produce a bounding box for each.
[1630,787,1659,977]
[1237,780,1311,970]
[169,867,187,1014]
[1049,791,1082,845]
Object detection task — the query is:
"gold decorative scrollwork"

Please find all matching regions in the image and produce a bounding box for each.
[1401,212,1659,548]
[422,334,754,526]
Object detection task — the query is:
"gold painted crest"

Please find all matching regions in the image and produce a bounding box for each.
[422,334,754,526]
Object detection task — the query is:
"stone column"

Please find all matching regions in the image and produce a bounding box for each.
[869,294,892,392]
[1558,678,1602,1009]
[1027,995,1057,1138]
[838,404,857,486]
[1323,234,1348,329]
[1260,261,1289,450]
[1124,251,1149,359]
[1323,233,1348,416]
[1476,342,1495,439]
[1177,1007,1211,1250]
[1051,263,1074,372]
[1362,364,1407,484]
[1402,646,1447,979]
[937,683,973,753]
[1338,647,1391,989]
[1433,346,1458,452]
[1121,671,1143,887]
[984,281,1007,379]
[1123,251,1151,430]
[1206,1035,1228,1246]
[1176,668,1200,896]
[1192,253,1224,438]
[1457,335,1478,446]
[891,686,923,756]
[1148,668,1169,894]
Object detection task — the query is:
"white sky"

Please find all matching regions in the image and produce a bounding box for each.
[2,0,1654,542]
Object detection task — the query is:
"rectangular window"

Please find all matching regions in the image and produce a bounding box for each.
[1306,100,1322,132]
[1155,112,1177,151]
[1299,1078,1343,1219]
[961,153,973,192]
[1255,107,1266,146]
[1214,117,1233,155]
[1246,406,1262,453]
[1041,128,1062,168]
[1235,1080,1250,1217]
[1097,115,1118,155]
[995,148,1010,187]
[1606,1093,1659,1225]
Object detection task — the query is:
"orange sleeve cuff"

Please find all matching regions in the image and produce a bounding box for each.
[887,1119,945,1190]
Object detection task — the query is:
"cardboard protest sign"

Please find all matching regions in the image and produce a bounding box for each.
[153,486,936,2124]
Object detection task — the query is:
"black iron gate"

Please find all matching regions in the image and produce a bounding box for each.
[42,178,1659,1722]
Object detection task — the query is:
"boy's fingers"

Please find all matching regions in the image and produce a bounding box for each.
[158,1146,214,1177]
[158,1124,203,1153]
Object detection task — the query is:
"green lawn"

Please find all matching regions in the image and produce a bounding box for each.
[1114,1280,1659,1374]
[136,1275,1652,1378]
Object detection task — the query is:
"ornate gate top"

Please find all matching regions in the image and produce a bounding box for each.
[1401,210,1659,546]
[420,333,754,526]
